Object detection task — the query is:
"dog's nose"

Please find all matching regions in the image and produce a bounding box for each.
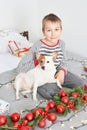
[41,66,45,70]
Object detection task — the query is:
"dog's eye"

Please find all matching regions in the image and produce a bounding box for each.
[47,61,49,63]
[40,60,43,63]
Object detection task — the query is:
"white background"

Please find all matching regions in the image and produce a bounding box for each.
[0,0,87,57]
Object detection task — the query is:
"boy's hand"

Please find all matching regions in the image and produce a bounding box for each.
[55,70,65,85]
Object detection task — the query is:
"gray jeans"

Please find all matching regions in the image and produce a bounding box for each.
[37,71,85,99]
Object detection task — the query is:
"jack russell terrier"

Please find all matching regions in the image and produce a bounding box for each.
[14,52,62,101]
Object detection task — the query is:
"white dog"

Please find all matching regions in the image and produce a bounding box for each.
[14,53,62,101]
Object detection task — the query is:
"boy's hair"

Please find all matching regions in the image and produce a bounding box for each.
[42,13,62,31]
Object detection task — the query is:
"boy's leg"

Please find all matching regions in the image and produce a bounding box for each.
[37,83,60,99]
[63,71,84,88]
[37,71,85,99]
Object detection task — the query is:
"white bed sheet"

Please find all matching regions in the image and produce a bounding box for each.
[0,52,21,73]
[0,29,34,74]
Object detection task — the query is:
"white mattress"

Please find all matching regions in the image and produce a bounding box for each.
[0,52,21,73]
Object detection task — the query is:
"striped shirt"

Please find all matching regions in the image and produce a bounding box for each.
[39,40,63,69]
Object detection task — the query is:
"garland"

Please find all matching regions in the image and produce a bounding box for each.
[0,85,87,130]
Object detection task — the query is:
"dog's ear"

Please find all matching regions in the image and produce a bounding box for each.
[34,52,40,60]
[52,52,58,61]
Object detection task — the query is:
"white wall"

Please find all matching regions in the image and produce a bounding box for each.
[0,0,87,57]
[0,0,39,41]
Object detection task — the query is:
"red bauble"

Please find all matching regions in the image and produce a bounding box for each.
[18,126,31,130]
[56,105,65,114]
[34,59,39,67]
[83,95,87,101]
[0,115,7,125]
[71,92,78,97]
[77,93,81,98]
[84,84,87,91]
[13,122,20,128]
[59,90,67,97]
[47,100,55,109]
[44,105,50,112]
[67,102,74,109]
[38,119,46,128]
[61,96,69,104]
[84,66,87,72]
[25,112,34,121]
[47,112,57,122]
[33,108,43,116]
[10,112,20,122]
[22,119,28,126]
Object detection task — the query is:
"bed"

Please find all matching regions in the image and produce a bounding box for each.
[0,53,21,73]
[0,30,87,130]
[0,29,33,73]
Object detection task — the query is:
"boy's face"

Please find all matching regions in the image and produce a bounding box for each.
[42,21,62,43]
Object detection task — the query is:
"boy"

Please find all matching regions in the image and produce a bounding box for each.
[17,13,84,99]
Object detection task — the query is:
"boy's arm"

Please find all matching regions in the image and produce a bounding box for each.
[56,40,67,75]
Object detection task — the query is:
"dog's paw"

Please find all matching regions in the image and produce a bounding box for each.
[33,97,38,102]
[33,98,39,104]
[16,96,20,100]
[33,98,37,101]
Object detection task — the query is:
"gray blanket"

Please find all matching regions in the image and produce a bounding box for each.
[0,51,87,130]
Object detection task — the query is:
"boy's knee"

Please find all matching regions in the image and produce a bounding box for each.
[37,83,59,99]
[37,87,53,99]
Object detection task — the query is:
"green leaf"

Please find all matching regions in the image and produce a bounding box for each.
[74,98,82,108]
[34,115,44,126]
[53,95,61,101]
[27,120,36,126]
[63,88,73,95]
[63,108,70,116]
[6,116,14,127]
[73,86,84,96]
